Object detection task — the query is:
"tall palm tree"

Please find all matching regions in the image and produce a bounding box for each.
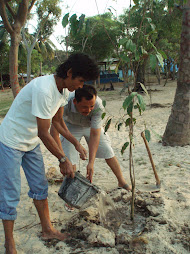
[162,1,190,146]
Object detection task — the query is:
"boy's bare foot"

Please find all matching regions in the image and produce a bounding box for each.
[4,241,17,254]
[41,228,70,241]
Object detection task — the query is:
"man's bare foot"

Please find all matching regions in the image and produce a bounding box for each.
[118,183,132,191]
[41,228,70,241]
[4,241,17,254]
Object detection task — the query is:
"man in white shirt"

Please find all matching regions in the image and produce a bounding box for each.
[51,85,131,211]
[0,53,99,253]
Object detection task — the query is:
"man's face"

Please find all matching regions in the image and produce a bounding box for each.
[73,95,96,116]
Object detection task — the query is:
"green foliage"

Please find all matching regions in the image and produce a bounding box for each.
[121,142,129,155]
[102,100,106,107]
[64,13,122,61]
[35,0,61,38]
[149,54,157,70]
[42,50,67,74]
[62,13,69,28]
[101,112,106,119]
[118,0,181,79]
[145,129,151,142]
[0,42,9,74]
[117,122,123,131]
[0,92,14,117]
[104,118,112,133]
[137,94,146,111]
[120,91,148,155]
[123,92,137,110]
[125,118,131,127]
[18,47,42,75]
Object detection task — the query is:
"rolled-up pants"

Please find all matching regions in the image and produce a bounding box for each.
[0,141,48,220]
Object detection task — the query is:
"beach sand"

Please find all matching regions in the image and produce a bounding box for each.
[0,80,190,253]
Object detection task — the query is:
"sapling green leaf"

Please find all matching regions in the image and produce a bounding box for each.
[123,92,137,110]
[104,118,112,133]
[137,94,146,111]
[145,129,151,142]
[136,103,142,115]
[125,118,131,127]
[117,123,123,131]
[101,112,106,119]
[127,101,134,115]
[121,142,129,155]
[102,100,106,107]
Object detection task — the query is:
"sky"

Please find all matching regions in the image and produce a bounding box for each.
[50,0,133,50]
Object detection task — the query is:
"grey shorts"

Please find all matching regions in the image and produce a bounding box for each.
[61,122,114,165]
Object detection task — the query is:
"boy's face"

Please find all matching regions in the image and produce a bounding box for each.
[73,95,96,116]
[67,76,85,92]
[65,69,85,92]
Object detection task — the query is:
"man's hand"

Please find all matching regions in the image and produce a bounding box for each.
[59,158,75,178]
[75,143,87,160]
[86,162,94,183]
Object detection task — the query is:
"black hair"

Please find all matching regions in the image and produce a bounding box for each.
[75,84,97,103]
[56,53,99,81]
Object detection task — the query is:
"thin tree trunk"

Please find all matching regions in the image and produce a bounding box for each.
[9,34,21,97]
[162,2,190,146]
[156,62,161,85]
[27,50,32,83]
[0,72,4,90]
[40,62,42,76]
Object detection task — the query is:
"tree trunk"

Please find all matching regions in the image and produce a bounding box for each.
[27,48,32,83]
[40,61,42,76]
[162,3,190,146]
[156,62,161,85]
[133,63,145,92]
[10,34,21,97]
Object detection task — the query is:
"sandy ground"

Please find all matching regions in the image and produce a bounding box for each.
[0,80,190,253]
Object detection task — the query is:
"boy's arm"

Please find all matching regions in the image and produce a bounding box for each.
[36,116,74,178]
[50,124,63,151]
[86,127,101,182]
[52,107,87,160]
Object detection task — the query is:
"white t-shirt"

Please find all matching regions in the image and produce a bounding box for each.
[0,74,69,151]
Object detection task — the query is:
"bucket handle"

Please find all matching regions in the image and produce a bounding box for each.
[75,173,100,193]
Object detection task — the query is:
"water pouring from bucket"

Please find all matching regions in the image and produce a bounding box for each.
[98,191,122,229]
[58,171,123,231]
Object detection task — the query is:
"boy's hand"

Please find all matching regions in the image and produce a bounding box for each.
[59,158,75,178]
[86,163,94,183]
[75,143,87,160]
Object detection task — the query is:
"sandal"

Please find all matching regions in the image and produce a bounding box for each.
[64,203,75,212]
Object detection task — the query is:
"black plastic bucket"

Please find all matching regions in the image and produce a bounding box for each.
[58,171,100,209]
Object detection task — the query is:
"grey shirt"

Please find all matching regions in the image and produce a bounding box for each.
[63,92,104,129]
